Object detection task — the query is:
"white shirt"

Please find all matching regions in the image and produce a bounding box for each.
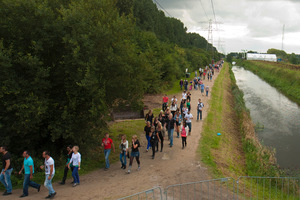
[170,104,177,111]
[69,152,81,166]
[171,98,177,104]
[185,113,193,123]
[198,102,204,110]
[183,108,189,116]
[120,140,129,152]
[182,93,187,100]
[45,157,55,175]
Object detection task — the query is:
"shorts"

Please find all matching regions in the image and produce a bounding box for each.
[131,151,140,157]
[176,121,181,126]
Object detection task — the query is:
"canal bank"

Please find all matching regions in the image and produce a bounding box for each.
[232,66,300,169]
[199,63,280,179]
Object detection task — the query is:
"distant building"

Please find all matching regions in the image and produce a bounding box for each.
[246,53,277,62]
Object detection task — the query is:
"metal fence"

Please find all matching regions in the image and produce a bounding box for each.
[118,187,163,200]
[119,177,300,200]
[165,177,236,200]
[236,176,300,200]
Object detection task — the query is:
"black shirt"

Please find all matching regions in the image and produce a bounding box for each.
[165,118,176,130]
[144,126,151,136]
[150,131,159,143]
[132,140,140,152]
[2,152,12,170]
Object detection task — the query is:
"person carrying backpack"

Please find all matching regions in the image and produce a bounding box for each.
[150,126,160,159]
[197,99,204,121]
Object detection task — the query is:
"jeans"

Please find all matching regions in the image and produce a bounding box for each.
[104,149,111,169]
[72,167,80,184]
[44,174,55,195]
[197,109,203,120]
[162,103,167,111]
[23,174,40,196]
[180,85,183,90]
[120,151,127,166]
[187,122,192,133]
[168,129,174,146]
[206,91,208,96]
[0,168,13,193]
[62,165,74,183]
[146,135,151,150]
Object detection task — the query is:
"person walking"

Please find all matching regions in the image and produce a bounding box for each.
[145,110,154,125]
[19,150,41,198]
[156,122,165,152]
[185,110,193,136]
[181,121,188,149]
[200,83,205,96]
[102,133,115,171]
[68,146,81,187]
[150,126,160,159]
[197,99,204,121]
[174,110,182,138]
[162,94,169,111]
[165,114,176,147]
[179,79,183,90]
[0,146,13,196]
[186,99,191,111]
[144,121,152,152]
[206,85,209,97]
[119,134,128,169]
[170,101,177,118]
[59,145,74,185]
[40,151,56,199]
[127,135,141,174]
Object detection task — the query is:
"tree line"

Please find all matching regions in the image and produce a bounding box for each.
[0,0,220,161]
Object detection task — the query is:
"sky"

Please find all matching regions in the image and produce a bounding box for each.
[153,0,300,54]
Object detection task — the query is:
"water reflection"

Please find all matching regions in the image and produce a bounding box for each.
[232,66,300,169]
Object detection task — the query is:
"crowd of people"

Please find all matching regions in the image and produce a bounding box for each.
[0,61,223,198]
[0,145,81,199]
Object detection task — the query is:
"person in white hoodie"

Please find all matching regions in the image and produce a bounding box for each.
[68,146,81,187]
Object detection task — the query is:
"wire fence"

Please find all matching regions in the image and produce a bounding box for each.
[119,177,300,200]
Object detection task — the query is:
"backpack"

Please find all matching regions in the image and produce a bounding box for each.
[198,103,204,110]
[150,132,157,142]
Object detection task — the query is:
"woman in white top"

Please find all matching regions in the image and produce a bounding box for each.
[119,134,128,169]
[170,102,177,118]
[182,91,187,102]
[68,146,81,187]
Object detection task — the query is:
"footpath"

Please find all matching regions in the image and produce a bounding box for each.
[5,69,222,200]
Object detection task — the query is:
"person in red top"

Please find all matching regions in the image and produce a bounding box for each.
[162,94,169,111]
[101,133,115,171]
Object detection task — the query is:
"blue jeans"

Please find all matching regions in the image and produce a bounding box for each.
[44,174,55,195]
[104,149,111,169]
[187,122,192,133]
[23,174,40,196]
[120,151,127,166]
[0,169,13,193]
[72,167,80,184]
[197,110,202,120]
[146,135,151,150]
[206,91,208,96]
[168,129,174,146]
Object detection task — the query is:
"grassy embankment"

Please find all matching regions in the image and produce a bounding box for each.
[198,63,297,199]
[238,60,300,105]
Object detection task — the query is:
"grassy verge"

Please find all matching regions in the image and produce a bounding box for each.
[198,63,296,199]
[237,60,300,105]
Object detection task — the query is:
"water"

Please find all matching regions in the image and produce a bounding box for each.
[232,66,300,169]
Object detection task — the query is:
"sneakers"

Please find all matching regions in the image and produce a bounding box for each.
[126,169,131,174]
[45,192,56,199]
[3,191,12,196]
[72,183,77,187]
[59,181,65,185]
[137,166,141,171]
[20,194,28,198]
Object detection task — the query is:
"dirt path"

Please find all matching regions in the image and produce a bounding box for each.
[6,70,222,200]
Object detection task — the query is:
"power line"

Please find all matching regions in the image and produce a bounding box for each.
[198,0,209,20]
[210,0,217,23]
[153,0,173,18]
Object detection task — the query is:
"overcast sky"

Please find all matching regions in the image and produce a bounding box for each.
[154,0,300,54]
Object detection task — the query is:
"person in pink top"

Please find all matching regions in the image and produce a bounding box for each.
[181,121,188,149]
[102,133,115,171]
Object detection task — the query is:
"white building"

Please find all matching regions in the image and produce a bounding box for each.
[247,53,277,62]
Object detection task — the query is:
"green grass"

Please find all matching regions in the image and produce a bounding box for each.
[238,60,300,105]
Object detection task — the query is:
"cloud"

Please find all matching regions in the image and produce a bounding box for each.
[154,0,300,53]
